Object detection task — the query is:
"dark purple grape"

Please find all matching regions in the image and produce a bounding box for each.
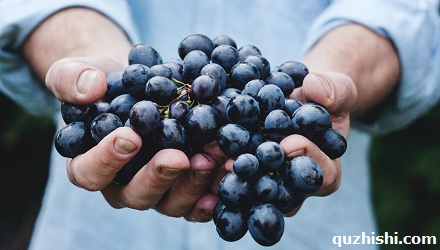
[168,100,190,124]
[264,109,292,142]
[238,44,262,61]
[241,79,266,99]
[162,61,184,82]
[148,64,173,79]
[183,50,210,82]
[285,156,323,194]
[284,98,303,117]
[215,206,248,242]
[54,122,95,158]
[254,174,278,203]
[90,113,123,143]
[105,69,128,101]
[273,177,305,213]
[228,62,260,90]
[211,45,240,73]
[191,74,220,103]
[185,104,220,145]
[291,103,332,140]
[178,34,214,60]
[217,123,251,157]
[314,128,347,159]
[220,87,241,98]
[211,96,231,125]
[233,153,259,180]
[256,84,286,119]
[255,141,285,172]
[94,100,110,115]
[200,63,228,92]
[108,93,138,123]
[128,43,163,67]
[226,94,260,130]
[212,34,237,49]
[129,100,161,136]
[277,61,309,88]
[217,172,255,209]
[60,102,98,125]
[249,132,266,153]
[247,203,284,246]
[264,72,295,97]
[122,64,150,99]
[145,76,178,106]
[243,55,270,79]
[154,118,186,150]
[213,201,227,225]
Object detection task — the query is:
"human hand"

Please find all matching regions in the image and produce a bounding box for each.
[46,57,228,222]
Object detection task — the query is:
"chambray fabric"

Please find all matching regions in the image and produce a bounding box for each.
[0,0,439,249]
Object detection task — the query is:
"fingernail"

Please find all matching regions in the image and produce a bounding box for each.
[201,209,213,217]
[77,70,98,94]
[160,167,185,176]
[193,170,212,181]
[114,138,136,154]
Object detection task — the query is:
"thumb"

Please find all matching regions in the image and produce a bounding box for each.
[299,72,358,115]
[45,57,126,104]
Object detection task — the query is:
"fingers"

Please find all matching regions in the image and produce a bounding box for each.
[45,57,126,104]
[280,134,341,197]
[67,127,142,191]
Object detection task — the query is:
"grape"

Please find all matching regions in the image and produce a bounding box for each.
[238,44,262,61]
[178,34,214,60]
[211,96,231,125]
[212,34,237,49]
[105,69,127,101]
[277,61,309,88]
[183,50,210,82]
[154,118,186,150]
[162,61,184,82]
[241,79,266,99]
[128,43,163,67]
[219,87,241,98]
[122,64,150,99]
[254,174,278,203]
[60,102,98,125]
[215,206,248,242]
[148,64,173,79]
[185,104,220,145]
[233,153,259,180]
[228,61,260,90]
[264,71,295,97]
[108,93,138,123]
[145,76,178,106]
[314,128,347,159]
[54,122,95,158]
[291,103,332,140]
[225,94,260,130]
[200,63,228,93]
[168,100,190,124]
[243,55,271,80]
[273,177,305,213]
[255,141,285,172]
[211,45,240,73]
[256,84,286,118]
[191,74,220,103]
[129,100,161,136]
[248,203,285,246]
[217,123,251,157]
[217,172,255,209]
[284,98,303,117]
[264,109,292,142]
[90,113,123,143]
[285,156,323,194]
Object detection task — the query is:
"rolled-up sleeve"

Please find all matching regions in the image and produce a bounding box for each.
[0,0,139,116]
[300,0,440,135]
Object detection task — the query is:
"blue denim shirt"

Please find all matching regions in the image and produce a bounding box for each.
[1,0,439,249]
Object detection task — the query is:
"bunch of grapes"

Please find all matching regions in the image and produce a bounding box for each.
[54,34,347,246]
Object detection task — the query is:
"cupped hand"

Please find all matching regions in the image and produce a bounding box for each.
[46,57,228,222]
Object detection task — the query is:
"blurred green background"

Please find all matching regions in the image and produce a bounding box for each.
[1,92,439,250]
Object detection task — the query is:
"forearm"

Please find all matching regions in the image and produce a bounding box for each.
[301,23,400,116]
[22,7,132,81]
